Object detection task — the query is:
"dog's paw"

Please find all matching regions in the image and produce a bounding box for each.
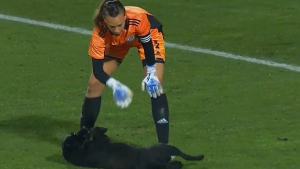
[77,127,89,137]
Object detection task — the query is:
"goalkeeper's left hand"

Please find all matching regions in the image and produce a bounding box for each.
[141,65,163,98]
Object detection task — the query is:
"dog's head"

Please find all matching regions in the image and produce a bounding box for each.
[62,127,90,151]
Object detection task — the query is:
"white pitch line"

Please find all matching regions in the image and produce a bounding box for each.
[1,13,300,73]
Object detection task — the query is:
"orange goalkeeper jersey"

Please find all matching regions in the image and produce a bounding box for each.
[88,6,163,60]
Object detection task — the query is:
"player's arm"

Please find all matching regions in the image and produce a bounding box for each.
[139,33,155,67]
[137,14,163,98]
[91,58,120,89]
[91,58,109,83]
[88,29,132,108]
[136,16,155,67]
[88,32,115,86]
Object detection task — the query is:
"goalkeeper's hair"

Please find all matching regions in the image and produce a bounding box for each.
[93,0,125,27]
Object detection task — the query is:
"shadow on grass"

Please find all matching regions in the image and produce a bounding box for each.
[0,115,82,166]
[0,115,78,146]
[45,154,85,169]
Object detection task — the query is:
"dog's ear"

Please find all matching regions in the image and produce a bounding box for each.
[90,127,108,139]
[99,127,108,133]
[92,127,108,134]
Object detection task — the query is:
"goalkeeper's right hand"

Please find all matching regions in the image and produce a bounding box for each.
[106,78,133,109]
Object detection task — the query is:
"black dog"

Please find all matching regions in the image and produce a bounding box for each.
[62,127,204,169]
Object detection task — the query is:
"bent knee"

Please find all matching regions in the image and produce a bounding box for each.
[86,78,105,97]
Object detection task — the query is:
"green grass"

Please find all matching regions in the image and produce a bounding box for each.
[1,0,300,169]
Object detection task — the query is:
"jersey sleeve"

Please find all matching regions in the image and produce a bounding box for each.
[135,13,151,38]
[135,14,155,66]
[88,28,106,59]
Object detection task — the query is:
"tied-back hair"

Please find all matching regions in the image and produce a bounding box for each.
[93,0,125,28]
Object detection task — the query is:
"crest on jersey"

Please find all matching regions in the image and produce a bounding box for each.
[126,35,135,42]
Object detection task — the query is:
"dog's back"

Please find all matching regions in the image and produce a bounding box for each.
[98,142,140,169]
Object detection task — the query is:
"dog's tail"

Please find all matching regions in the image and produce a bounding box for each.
[167,145,204,161]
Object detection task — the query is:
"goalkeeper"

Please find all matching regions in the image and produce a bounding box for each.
[80,0,170,144]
